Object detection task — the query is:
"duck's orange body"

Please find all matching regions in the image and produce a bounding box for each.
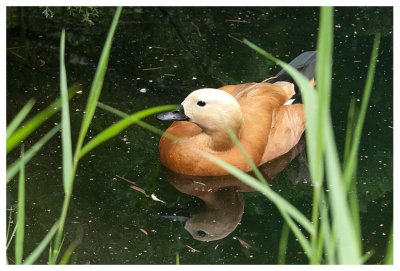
[159,82,305,176]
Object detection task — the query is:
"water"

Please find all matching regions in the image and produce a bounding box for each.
[6,7,392,264]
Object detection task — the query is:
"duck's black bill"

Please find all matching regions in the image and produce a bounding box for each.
[156,107,189,121]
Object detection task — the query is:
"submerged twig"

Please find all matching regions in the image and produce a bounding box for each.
[233,236,252,249]
[130,185,147,196]
[115,175,137,186]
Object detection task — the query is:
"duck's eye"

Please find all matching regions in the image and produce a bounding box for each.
[197,101,206,107]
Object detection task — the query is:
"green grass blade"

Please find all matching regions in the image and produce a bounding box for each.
[6,99,35,140]
[6,210,16,249]
[97,101,176,140]
[278,222,289,264]
[7,85,78,153]
[74,7,122,159]
[343,33,381,189]
[224,124,267,184]
[7,125,60,182]
[314,6,333,181]
[343,98,357,164]
[223,122,313,256]
[384,225,393,264]
[79,105,177,159]
[52,9,123,260]
[310,6,334,263]
[97,101,129,118]
[324,117,361,264]
[243,39,320,185]
[15,146,26,264]
[59,29,74,194]
[23,221,60,265]
[6,221,18,250]
[58,242,77,264]
[320,197,336,264]
[279,209,312,257]
[196,150,314,236]
[243,39,323,259]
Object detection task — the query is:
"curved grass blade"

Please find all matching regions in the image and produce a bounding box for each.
[15,146,25,264]
[196,150,314,235]
[6,99,35,140]
[6,210,17,250]
[60,29,74,194]
[7,125,60,182]
[324,116,362,263]
[223,124,313,257]
[343,33,381,189]
[278,222,289,264]
[197,149,313,256]
[7,85,78,153]
[23,221,60,265]
[74,6,122,159]
[384,224,393,264]
[311,6,334,263]
[78,105,177,159]
[6,221,18,250]
[97,101,178,140]
[52,8,124,263]
[343,98,357,164]
[243,38,321,188]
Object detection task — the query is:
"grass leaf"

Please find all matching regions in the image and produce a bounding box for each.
[23,221,60,265]
[59,29,74,194]
[78,105,177,159]
[6,210,18,250]
[52,8,123,260]
[7,125,60,182]
[97,101,178,140]
[343,33,381,189]
[384,225,393,264]
[15,146,26,264]
[6,99,35,140]
[7,85,78,153]
[278,222,289,264]
[323,116,361,263]
[74,7,122,158]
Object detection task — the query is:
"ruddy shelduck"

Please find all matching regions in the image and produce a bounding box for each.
[157,51,316,176]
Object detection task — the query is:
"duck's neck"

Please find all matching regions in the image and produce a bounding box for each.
[206,124,242,152]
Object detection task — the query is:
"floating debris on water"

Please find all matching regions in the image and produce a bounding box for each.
[233,236,252,249]
[161,215,188,223]
[130,185,147,196]
[186,245,200,252]
[151,193,166,204]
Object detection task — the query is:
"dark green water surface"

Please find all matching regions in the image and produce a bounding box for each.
[6,7,392,264]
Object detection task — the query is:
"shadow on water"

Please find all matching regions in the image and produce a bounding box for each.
[6,6,392,264]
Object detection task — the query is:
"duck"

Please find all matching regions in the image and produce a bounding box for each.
[157,51,316,176]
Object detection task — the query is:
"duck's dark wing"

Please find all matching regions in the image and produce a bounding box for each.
[265,51,318,103]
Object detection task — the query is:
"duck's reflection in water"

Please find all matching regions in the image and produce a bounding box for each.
[164,138,308,241]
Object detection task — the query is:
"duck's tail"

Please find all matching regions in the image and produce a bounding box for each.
[264,51,317,104]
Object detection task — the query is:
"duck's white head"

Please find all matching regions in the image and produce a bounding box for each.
[181,88,243,133]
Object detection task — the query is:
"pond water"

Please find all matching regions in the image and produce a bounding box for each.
[6,7,392,264]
